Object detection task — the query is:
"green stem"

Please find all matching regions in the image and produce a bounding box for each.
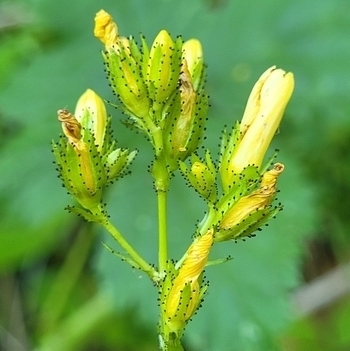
[101,217,157,279]
[158,189,168,272]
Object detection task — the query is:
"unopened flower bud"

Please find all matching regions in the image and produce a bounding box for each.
[216,163,284,241]
[74,89,107,152]
[182,39,204,91]
[233,67,293,172]
[55,108,104,210]
[94,10,150,118]
[147,30,182,105]
[179,152,216,202]
[164,229,213,333]
[165,62,209,166]
[104,149,138,182]
[220,67,294,191]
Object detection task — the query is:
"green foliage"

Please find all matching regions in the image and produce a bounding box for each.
[1,0,349,350]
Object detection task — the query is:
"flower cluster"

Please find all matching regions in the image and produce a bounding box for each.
[53,9,295,349]
[53,89,136,212]
[94,10,209,175]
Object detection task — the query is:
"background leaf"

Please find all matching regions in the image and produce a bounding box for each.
[1,0,349,350]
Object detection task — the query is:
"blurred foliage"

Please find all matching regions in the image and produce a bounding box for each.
[0,0,349,350]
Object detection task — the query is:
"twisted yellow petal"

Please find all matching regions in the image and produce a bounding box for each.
[166,229,213,320]
[220,163,284,230]
[94,9,119,50]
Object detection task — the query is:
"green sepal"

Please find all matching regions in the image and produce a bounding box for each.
[219,122,241,193]
[52,131,105,211]
[191,60,206,93]
[206,255,233,267]
[140,34,150,82]
[65,205,105,222]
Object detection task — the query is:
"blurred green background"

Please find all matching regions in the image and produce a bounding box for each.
[1,0,350,350]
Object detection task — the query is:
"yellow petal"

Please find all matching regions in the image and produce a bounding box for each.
[229,67,294,174]
[94,9,119,49]
[74,89,107,152]
[182,39,203,77]
[166,229,213,319]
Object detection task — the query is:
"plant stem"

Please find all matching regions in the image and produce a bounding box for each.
[158,189,168,272]
[101,217,156,279]
[159,333,185,351]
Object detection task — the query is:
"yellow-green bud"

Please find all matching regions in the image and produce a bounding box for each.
[104,149,138,183]
[216,163,284,241]
[164,62,209,168]
[94,10,150,118]
[179,151,217,202]
[147,30,182,105]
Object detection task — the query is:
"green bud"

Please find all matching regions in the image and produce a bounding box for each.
[104,148,138,183]
[180,151,217,202]
[147,31,183,107]
[104,47,150,118]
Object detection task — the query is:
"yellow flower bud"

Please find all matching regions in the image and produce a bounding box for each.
[217,163,284,241]
[74,89,107,152]
[228,67,294,175]
[182,39,203,91]
[56,109,101,207]
[165,229,213,331]
[94,9,119,50]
